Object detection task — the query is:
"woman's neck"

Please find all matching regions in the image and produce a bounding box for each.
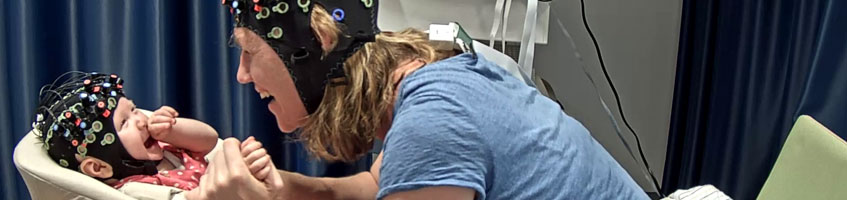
[376,59,429,140]
[390,59,428,91]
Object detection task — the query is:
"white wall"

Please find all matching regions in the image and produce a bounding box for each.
[379,0,683,193]
[534,0,682,192]
[379,0,550,44]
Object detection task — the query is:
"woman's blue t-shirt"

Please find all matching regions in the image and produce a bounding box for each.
[377,53,649,200]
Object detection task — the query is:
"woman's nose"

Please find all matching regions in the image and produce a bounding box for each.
[236,52,253,84]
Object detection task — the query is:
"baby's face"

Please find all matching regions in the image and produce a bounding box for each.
[112,97,164,161]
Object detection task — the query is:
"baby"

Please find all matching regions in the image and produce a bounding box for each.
[31,72,273,198]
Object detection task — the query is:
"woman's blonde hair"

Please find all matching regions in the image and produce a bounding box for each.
[300,6,445,162]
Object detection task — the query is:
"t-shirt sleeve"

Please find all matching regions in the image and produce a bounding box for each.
[376,80,490,200]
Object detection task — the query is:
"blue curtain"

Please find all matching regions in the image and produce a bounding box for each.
[664,0,846,199]
[1,1,372,199]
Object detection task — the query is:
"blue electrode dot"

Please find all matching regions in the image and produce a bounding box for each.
[332,8,345,21]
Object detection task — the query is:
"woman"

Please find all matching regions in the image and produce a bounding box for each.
[198,0,648,199]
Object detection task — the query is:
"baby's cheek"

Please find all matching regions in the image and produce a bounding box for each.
[150,153,164,161]
[117,132,144,159]
[149,145,165,160]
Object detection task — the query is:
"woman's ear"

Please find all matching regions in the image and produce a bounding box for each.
[78,157,114,179]
[315,27,337,54]
[310,5,339,54]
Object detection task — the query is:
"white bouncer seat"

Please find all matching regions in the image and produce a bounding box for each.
[13,110,223,200]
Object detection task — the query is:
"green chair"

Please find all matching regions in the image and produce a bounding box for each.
[757,115,847,199]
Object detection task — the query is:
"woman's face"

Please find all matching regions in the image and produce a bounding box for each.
[232,27,308,133]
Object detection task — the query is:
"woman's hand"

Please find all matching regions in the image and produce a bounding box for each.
[193,138,284,200]
[147,106,178,140]
[241,136,274,181]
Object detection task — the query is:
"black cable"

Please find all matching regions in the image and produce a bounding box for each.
[579,0,664,195]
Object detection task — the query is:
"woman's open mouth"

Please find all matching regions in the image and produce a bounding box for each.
[260,92,276,105]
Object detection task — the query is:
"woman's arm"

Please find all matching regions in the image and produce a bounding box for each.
[192,141,381,200]
[276,170,379,200]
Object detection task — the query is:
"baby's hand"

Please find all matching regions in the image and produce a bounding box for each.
[241,136,273,181]
[147,106,178,140]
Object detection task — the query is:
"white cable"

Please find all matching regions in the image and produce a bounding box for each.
[501,0,513,51]
[489,0,506,48]
[517,0,538,76]
[552,9,662,195]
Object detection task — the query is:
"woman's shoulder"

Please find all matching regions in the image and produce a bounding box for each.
[400,53,514,103]
[418,53,478,72]
[411,53,514,84]
[401,54,487,91]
